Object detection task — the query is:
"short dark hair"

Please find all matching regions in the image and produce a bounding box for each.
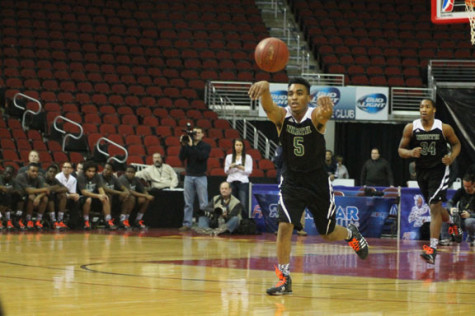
[421,98,436,109]
[83,161,97,172]
[47,164,59,172]
[104,162,115,171]
[463,173,474,182]
[126,165,136,172]
[288,77,311,95]
[28,162,40,170]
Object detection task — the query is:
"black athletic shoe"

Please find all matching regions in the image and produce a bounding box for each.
[421,245,437,264]
[449,212,463,243]
[266,266,292,296]
[105,219,117,230]
[346,224,369,259]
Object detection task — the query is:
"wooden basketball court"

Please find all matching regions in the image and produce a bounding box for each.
[0,229,474,315]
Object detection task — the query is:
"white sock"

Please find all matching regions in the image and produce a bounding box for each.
[346,227,353,240]
[120,214,126,221]
[58,212,64,222]
[430,238,438,249]
[84,215,89,221]
[136,213,144,221]
[49,212,56,222]
[278,263,290,276]
[105,214,111,221]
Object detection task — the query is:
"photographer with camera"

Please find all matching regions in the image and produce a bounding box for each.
[195,181,243,236]
[441,173,475,246]
[178,125,211,232]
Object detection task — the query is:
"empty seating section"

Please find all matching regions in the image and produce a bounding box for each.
[0,0,277,177]
[292,0,475,87]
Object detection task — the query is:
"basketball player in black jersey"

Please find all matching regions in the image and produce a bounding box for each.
[249,78,368,295]
[398,99,461,264]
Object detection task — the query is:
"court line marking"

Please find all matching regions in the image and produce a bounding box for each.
[0,274,474,305]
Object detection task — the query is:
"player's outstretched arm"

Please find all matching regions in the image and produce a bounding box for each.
[442,123,461,165]
[398,123,421,159]
[311,96,333,132]
[248,81,285,127]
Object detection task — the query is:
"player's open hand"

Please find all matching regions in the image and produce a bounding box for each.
[248,81,270,100]
[317,96,333,115]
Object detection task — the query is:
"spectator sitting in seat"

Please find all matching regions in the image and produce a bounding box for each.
[72,161,84,178]
[135,153,178,191]
[119,165,155,229]
[77,161,116,230]
[14,163,49,230]
[18,150,46,175]
[196,181,243,236]
[44,164,69,230]
[0,166,22,230]
[55,161,81,229]
[101,162,134,229]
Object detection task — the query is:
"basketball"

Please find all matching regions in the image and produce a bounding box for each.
[254,37,289,73]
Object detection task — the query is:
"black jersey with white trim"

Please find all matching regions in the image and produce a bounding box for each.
[279,106,326,174]
[410,119,448,169]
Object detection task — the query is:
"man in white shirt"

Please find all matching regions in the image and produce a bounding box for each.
[136,153,178,190]
[55,161,81,228]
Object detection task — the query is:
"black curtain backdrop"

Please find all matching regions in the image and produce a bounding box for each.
[335,122,408,186]
[437,88,475,177]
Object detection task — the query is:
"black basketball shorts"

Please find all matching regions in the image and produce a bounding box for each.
[416,164,450,204]
[278,169,336,235]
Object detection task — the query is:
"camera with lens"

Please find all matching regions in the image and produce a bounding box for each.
[214,207,224,216]
[181,122,196,145]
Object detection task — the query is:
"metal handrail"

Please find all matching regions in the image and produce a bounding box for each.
[13,93,42,130]
[234,119,278,159]
[302,73,345,86]
[96,137,128,164]
[53,115,84,151]
[428,59,475,88]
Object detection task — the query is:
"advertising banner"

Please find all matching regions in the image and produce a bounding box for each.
[399,188,456,240]
[251,184,395,237]
[261,84,389,121]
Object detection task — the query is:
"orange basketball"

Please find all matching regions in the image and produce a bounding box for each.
[254,37,289,73]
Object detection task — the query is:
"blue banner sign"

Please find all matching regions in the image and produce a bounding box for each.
[261,84,389,121]
[399,188,455,240]
[251,184,396,237]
